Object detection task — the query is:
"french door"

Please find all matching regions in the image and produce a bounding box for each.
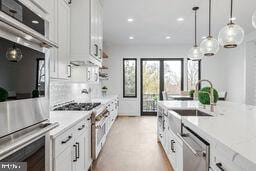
[140,58,183,116]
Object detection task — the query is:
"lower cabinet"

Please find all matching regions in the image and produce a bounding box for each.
[160,126,183,171]
[54,145,74,171]
[53,115,92,171]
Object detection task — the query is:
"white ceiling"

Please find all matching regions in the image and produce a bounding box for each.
[103,0,256,45]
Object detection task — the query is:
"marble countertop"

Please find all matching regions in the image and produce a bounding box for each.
[49,111,92,138]
[92,95,118,104]
[158,100,256,169]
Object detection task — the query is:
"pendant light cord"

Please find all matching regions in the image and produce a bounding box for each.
[195,9,197,46]
[230,0,233,24]
[209,0,212,37]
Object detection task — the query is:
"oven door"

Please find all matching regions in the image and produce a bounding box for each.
[1,136,46,171]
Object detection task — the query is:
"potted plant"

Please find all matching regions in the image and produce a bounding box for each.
[102,86,108,96]
[189,90,195,98]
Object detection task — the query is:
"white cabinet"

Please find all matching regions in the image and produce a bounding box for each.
[31,0,53,13]
[57,0,70,79]
[49,0,71,79]
[53,115,92,171]
[54,145,74,171]
[70,0,103,66]
[71,66,99,83]
[165,129,183,171]
[90,0,103,61]
[106,97,119,134]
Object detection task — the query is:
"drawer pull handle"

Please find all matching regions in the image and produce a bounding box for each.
[78,125,85,131]
[216,163,225,171]
[61,135,72,144]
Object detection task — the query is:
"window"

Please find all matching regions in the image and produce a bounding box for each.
[187,59,201,90]
[123,58,137,98]
[164,59,184,95]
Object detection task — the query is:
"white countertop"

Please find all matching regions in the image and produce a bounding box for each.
[158,100,256,169]
[92,95,118,104]
[50,111,92,138]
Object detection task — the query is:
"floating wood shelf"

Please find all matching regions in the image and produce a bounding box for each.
[100,66,108,69]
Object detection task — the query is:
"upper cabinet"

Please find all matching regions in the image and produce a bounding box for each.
[70,0,103,67]
[56,0,71,79]
[50,0,71,79]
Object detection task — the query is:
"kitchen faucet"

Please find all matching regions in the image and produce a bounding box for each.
[194,79,215,112]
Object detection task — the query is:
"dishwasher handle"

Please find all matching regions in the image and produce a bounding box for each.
[177,133,198,156]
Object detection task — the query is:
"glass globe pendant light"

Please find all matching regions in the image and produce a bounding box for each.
[188,7,203,61]
[252,10,256,29]
[200,0,219,56]
[218,0,244,48]
[6,43,22,62]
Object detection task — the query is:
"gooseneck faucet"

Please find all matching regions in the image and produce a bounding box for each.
[194,79,215,112]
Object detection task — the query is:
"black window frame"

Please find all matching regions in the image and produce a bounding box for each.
[187,59,201,90]
[123,58,137,98]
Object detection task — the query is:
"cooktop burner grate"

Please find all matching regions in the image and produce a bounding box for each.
[54,103,101,111]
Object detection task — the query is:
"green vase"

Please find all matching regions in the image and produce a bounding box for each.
[0,87,8,102]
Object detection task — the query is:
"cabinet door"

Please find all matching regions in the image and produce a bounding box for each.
[57,0,70,79]
[90,0,98,59]
[74,132,86,171]
[97,0,103,61]
[84,129,92,170]
[55,146,74,171]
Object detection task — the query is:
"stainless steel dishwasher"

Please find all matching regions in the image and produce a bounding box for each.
[177,124,210,171]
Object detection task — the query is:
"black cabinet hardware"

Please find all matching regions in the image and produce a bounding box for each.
[216,163,225,171]
[68,0,72,4]
[78,125,85,131]
[76,142,80,159]
[171,140,176,153]
[61,135,72,144]
[73,144,77,162]
[94,44,98,56]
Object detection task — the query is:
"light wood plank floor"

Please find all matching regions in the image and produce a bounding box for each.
[92,116,173,171]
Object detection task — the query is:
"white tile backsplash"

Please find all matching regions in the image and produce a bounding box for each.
[50,80,102,108]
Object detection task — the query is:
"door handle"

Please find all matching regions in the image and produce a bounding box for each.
[94,44,98,56]
[76,142,80,159]
[171,140,176,153]
[73,144,77,162]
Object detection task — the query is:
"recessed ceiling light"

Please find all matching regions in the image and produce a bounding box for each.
[129,36,134,40]
[127,18,134,23]
[32,20,39,24]
[177,17,184,22]
[165,36,171,39]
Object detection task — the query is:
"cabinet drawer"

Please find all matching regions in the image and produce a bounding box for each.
[53,127,74,157]
[211,144,243,171]
[74,119,87,137]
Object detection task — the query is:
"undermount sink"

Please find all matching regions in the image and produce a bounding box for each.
[172,109,213,117]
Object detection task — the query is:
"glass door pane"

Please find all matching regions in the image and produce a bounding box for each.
[142,60,160,114]
[164,60,182,96]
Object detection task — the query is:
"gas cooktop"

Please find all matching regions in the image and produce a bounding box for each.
[54,103,101,111]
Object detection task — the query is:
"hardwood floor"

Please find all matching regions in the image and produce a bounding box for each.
[92,116,173,171]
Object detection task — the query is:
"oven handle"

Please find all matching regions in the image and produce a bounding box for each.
[0,122,59,159]
[177,133,199,156]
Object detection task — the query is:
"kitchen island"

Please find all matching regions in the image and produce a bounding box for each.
[158,100,256,171]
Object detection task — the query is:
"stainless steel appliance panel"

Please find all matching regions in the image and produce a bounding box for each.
[0,98,49,138]
[178,125,210,171]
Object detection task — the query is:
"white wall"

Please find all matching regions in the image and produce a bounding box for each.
[103,44,245,116]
